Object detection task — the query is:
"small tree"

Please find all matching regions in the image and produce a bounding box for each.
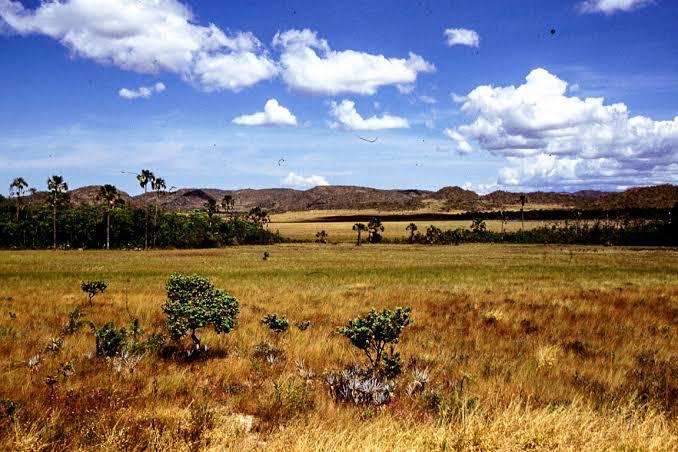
[137,169,155,249]
[470,218,487,233]
[151,176,166,248]
[204,198,218,228]
[352,223,366,246]
[337,306,412,374]
[47,175,68,249]
[163,273,240,349]
[406,223,418,243]
[81,280,107,305]
[315,230,328,243]
[221,194,235,217]
[247,206,270,228]
[261,313,290,334]
[367,217,385,243]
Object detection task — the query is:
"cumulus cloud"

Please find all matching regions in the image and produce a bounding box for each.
[272,28,435,95]
[119,82,165,99]
[444,28,480,47]
[578,0,654,14]
[232,99,297,126]
[444,128,473,154]
[329,100,409,130]
[0,0,277,91]
[448,68,678,189]
[283,172,329,188]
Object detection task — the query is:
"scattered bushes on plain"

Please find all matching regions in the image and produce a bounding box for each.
[163,273,240,350]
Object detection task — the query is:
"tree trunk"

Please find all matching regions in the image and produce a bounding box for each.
[52,202,57,249]
[191,329,201,348]
[144,187,148,250]
[521,207,524,231]
[153,195,159,248]
[106,210,110,250]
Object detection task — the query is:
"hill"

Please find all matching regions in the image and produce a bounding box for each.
[24,184,678,213]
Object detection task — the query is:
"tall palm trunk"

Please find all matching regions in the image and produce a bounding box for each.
[144,187,148,249]
[52,202,57,249]
[153,198,158,248]
[106,210,111,250]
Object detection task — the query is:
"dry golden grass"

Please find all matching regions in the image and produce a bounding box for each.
[0,244,676,450]
[271,220,558,242]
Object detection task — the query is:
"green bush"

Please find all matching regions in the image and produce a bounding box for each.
[94,322,128,357]
[80,280,107,305]
[337,306,412,374]
[261,313,290,334]
[163,273,240,349]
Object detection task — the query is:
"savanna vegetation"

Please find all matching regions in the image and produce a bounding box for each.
[1,174,282,249]
[0,245,676,450]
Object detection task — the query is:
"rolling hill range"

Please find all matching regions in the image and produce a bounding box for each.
[33,184,678,214]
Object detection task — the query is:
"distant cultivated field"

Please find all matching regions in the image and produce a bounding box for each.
[271,220,554,242]
[0,245,676,450]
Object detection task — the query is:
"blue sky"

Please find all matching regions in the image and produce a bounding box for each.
[1,0,677,195]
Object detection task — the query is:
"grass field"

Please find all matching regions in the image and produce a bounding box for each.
[0,244,677,450]
[270,220,547,242]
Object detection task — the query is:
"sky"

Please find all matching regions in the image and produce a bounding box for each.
[1,0,677,195]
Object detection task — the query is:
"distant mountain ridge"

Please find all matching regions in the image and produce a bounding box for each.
[35,184,678,213]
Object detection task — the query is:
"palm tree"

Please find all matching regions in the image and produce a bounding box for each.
[406,223,418,243]
[315,230,328,244]
[151,177,166,248]
[97,184,124,250]
[9,177,28,221]
[367,217,385,243]
[47,175,68,249]
[352,223,366,246]
[204,198,218,228]
[519,194,528,231]
[221,194,235,218]
[137,169,155,249]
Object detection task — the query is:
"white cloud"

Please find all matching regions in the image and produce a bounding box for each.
[119,82,165,99]
[444,28,480,47]
[272,28,435,95]
[283,172,329,188]
[0,0,277,91]
[232,99,297,126]
[444,128,473,154]
[578,0,654,14]
[418,95,437,104]
[450,68,678,189]
[451,92,468,103]
[329,100,409,130]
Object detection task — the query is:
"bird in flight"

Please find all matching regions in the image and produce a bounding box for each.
[356,136,378,143]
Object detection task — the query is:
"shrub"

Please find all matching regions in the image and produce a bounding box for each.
[62,306,94,335]
[252,341,286,364]
[382,348,403,379]
[80,280,107,305]
[337,306,412,374]
[163,273,240,349]
[295,320,311,331]
[315,230,328,243]
[94,322,128,357]
[261,313,290,334]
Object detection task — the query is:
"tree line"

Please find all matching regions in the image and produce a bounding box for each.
[346,215,677,247]
[1,173,282,249]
